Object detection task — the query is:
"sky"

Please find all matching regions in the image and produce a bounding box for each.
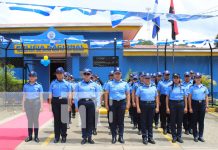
[0,0,217,41]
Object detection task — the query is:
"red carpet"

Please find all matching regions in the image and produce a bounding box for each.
[0,103,53,150]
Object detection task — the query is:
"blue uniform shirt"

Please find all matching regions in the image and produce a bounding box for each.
[136,84,158,101]
[132,81,143,92]
[166,84,187,100]
[70,82,77,92]
[157,80,173,95]
[74,80,101,108]
[105,79,130,101]
[189,84,209,100]
[182,81,193,95]
[49,79,71,98]
[23,82,43,99]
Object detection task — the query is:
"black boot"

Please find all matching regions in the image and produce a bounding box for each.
[25,136,32,142]
[81,138,87,145]
[118,136,125,144]
[112,137,117,144]
[88,137,95,144]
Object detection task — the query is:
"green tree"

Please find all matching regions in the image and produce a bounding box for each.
[137,39,154,45]
[0,64,23,92]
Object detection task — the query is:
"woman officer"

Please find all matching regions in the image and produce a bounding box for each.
[188,72,209,142]
[136,73,159,145]
[166,73,188,143]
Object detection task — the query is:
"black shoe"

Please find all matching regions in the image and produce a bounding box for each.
[198,137,205,142]
[88,138,95,144]
[163,129,167,135]
[167,129,171,134]
[185,130,189,135]
[34,137,40,143]
[155,124,158,129]
[93,129,97,135]
[148,138,156,144]
[143,138,148,145]
[138,130,142,135]
[177,138,184,143]
[189,129,193,135]
[172,138,177,143]
[112,137,117,144]
[194,137,198,142]
[25,137,32,142]
[118,136,125,144]
[81,138,87,145]
[53,138,59,143]
[61,137,66,143]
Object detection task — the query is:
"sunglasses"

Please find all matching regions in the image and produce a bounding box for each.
[84,73,91,76]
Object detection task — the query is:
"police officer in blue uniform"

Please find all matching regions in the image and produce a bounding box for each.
[74,68,101,145]
[182,72,193,135]
[131,72,144,135]
[157,70,172,134]
[69,75,77,119]
[188,72,209,142]
[49,67,72,143]
[154,72,162,129]
[23,71,43,143]
[105,67,130,144]
[136,73,159,145]
[166,73,188,143]
[189,70,195,84]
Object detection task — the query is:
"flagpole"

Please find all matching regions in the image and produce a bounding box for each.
[209,43,214,107]
[164,39,168,70]
[172,41,175,72]
[156,33,159,72]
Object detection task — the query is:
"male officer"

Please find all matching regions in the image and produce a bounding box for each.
[136,73,159,145]
[69,75,77,119]
[74,68,101,145]
[131,72,144,135]
[49,67,72,143]
[105,67,130,144]
[157,70,172,134]
[154,72,162,129]
[182,72,193,135]
[23,71,43,143]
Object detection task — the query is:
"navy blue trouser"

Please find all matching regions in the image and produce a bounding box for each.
[183,112,192,131]
[25,99,40,138]
[51,98,68,140]
[154,103,160,125]
[109,100,126,138]
[191,100,206,138]
[78,99,95,139]
[169,100,184,139]
[140,101,155,139]
[160,95,170,130]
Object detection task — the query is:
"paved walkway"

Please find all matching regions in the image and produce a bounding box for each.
[16,112,218,150]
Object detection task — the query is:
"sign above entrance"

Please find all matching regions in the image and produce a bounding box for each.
[14,27,88,55]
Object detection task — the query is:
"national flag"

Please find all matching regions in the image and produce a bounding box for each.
[169,0,179,40]
[152,0,160,39]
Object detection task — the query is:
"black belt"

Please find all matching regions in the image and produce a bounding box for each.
[52,97,67,100]
[192,99,205,103]
[140,101,155,104]
[80,98,93,101]
[169,100,184,103]
[111,99,125,102]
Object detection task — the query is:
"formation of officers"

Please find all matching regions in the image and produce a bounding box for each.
[22,67,209,145]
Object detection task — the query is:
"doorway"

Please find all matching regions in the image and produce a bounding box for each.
[50,61,66,82]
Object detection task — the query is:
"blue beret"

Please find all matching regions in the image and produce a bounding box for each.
[29,71,37,77]
[184,72,190,76]
[56,67,65,73]
[190,70,195,74]
[173,73,180,78]
[139,72,145,77]
[152,73,156,77]
[109,71,114,75]
[114,67,121,73]
[157,72,162,76]
[164,70,170,75]
[195,72,202,78]
[143,73,151,78]
[83,68,92,73]
[133,75,138,79]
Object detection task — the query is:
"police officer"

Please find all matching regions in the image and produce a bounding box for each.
[154,72,162,129]
[49,67,72,143]
[105,67,130,144]
[103,71,114,135]
[74,68,101,145]
[136,73,159,145]
[188,72,209,142]
[22,71,43,143]
[182,72,193,135]
[166,73,188,143]
[132,72,144,135]
[189,70,195,84]
[157,70,172,134]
